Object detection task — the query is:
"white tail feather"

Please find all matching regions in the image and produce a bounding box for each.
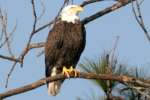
[47,67,61,96]
[48,81,61,96]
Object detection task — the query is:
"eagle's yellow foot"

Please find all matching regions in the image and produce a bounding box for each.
[62,66,79,78]
[62,66,73,78]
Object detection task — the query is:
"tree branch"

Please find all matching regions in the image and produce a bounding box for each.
[82,0,135,25]
[131,0,150,43]
[0,72,150,99]
[80,0,104,7]
[0,8,16,57]
[3,42,45,87]
[0,54,20,62]
[19,0,38,64]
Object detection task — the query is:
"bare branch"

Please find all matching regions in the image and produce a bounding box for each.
[0,8,16,57]
[28,42,45,49]
[5,42,45,87]
[19,0,39,66]
[19,42,45,60]
[0,9,14,57]
[82,0,135,25]
[31,0,37,33]
[0,72,150,99]
[0,42,44,63]
[81,0,104,7]
[0,31,13,49]
[0,54,20,62]
[131,0,150,42]
[5,62,18,88]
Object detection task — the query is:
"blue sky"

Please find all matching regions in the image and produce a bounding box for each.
[0,0,150,100]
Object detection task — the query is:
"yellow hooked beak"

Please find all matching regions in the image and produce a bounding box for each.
[76,6,84,12]
[71,6,84,14]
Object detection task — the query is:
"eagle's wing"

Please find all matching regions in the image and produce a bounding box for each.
[45,23,64,77]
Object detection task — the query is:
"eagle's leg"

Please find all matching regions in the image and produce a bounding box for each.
[62,66,79,78]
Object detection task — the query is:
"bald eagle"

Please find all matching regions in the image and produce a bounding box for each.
[45,5,86,96]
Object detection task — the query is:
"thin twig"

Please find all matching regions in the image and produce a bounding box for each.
[0,55,20,62]
[131,0,150,42]
[19,0,38,66]
[5,62,18,88]
[0,31,13,48]
[0,9,15,56]
[1,11,14,57]
[28,42,45,49]
[31,0,37,33]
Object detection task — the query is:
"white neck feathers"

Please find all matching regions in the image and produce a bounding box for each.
[61,13,79,23]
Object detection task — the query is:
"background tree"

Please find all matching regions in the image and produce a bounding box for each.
[79,52,150,100]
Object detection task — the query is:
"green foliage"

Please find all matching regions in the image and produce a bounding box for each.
[79,53,149,100]
[79,54,115,93]
[77,49,148,100]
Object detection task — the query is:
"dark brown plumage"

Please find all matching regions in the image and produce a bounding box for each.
[45,20,86,95]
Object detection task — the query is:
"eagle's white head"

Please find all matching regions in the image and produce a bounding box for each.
[60,5,84,23]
